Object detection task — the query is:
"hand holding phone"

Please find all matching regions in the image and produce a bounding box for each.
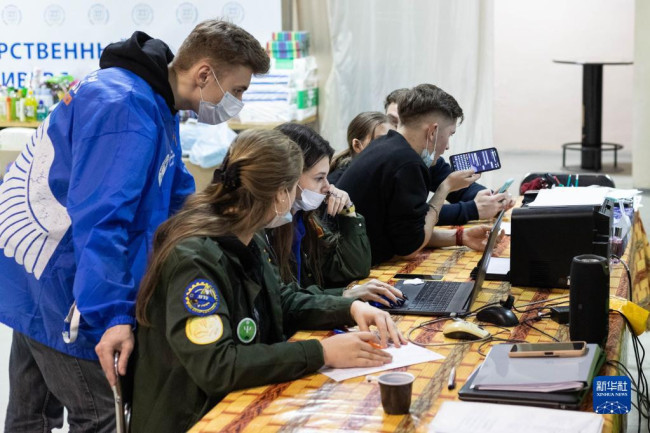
[450,147,501,173]
[508,341,587,358]
[496,178,514,194]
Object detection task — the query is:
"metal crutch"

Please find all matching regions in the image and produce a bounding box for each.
[112,353,130,433]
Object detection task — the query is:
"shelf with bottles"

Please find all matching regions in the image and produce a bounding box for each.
[0,120,41,128]
[1,73,75,128]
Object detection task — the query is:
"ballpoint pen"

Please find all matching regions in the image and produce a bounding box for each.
[447,366,456,390]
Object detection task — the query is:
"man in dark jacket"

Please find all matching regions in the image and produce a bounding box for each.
[0,20,269,432]
[384,88,514,225]
[339,84,495,265]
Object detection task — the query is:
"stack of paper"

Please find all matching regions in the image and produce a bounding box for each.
[529,187,642,209]
[238,56,318,123]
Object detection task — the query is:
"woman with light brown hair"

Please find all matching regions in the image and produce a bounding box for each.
[131,129,405,433]
[328,111,395,184]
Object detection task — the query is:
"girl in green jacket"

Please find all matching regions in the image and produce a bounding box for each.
[270,123,404,307]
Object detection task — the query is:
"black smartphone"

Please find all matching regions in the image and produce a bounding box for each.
[449,147,501,173]
[393,273,443,280]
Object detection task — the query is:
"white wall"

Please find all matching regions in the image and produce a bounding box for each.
[494,0,635,155]
[633,0,650,188]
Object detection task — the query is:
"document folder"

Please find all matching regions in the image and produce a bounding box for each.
[471,343,603,392]
[458,344,605,410]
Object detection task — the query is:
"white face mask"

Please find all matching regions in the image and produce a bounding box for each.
[266,190,293,228]
[421,127,438,167]
[292,185,326,211]
[197,70,244,125]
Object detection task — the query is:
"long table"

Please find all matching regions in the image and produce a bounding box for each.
[189,214,649,433]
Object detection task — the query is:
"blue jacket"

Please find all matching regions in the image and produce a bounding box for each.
[0,67,195,359]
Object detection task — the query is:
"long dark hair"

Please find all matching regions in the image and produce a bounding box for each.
[330,111,390,172]
[136,129,303,325]
[271,123,334,286]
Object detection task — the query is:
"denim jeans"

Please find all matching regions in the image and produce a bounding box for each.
[5,331,115,433]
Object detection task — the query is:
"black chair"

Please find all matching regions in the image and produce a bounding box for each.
[520,172,615,192]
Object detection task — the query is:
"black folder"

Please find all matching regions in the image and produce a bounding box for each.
[458,344,606,410]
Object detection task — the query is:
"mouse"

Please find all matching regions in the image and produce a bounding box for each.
[442,320,490,340]
[476,305,520,327]
[369,295,405,309]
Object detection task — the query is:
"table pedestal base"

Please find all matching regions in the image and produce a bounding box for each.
[562,142,623,171]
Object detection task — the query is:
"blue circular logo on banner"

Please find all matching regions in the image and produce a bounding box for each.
[176,2,197,24]
[2,5,22,25]
[88,4,109,25]
[44,4,65,26]
[222,2,244,24]
[132,3,153,25]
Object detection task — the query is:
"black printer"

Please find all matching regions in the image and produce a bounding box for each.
[510,199,613,288]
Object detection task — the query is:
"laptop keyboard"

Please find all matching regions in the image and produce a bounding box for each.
[409,281,463,311]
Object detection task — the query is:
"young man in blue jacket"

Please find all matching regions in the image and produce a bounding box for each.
[0,20,269,431]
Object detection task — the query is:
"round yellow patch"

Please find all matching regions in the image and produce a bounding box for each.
[185,315,223,345]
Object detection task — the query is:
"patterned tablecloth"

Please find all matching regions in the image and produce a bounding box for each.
[189,214,648,433]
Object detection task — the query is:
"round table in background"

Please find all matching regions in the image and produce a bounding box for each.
[554,59,633,171]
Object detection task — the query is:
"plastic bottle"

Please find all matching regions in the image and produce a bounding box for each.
[9,88,18,121]
[36,100,47,121]
[36,87,54,110]
[0,87,6,119]
[24,89,38,121]
[5,97,12,122]
[18,98,25,122]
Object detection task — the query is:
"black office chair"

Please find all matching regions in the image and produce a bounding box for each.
[520,172,615,194]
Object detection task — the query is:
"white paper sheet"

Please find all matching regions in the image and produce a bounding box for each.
[528,187,641,207]
[319,342,444,382]
[429,401,603,433]
[500,221,511,235]
[402,278,424,285]
[486,257,510,275]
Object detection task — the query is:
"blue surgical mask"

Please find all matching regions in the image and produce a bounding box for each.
[266,190,293,228]
[421,127,438,167]
[197,70,244,125]
[292,185,326,211]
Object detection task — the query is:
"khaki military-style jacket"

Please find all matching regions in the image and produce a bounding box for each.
[131,233,355,433]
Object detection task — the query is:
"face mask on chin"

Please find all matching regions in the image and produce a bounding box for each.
[420,127,438,167]
[292,185,326,212]
[266,190,294,228]
[197,70,244,125]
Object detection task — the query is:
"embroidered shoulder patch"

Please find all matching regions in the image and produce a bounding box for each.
[185,315,223,345]
[183,279,219,316]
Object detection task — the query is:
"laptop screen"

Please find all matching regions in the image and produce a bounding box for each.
[463,210,505,310]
